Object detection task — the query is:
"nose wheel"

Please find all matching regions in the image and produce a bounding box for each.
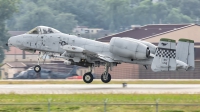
[101,72,111,83]
[34,65,41,73]
[83,72,93,83]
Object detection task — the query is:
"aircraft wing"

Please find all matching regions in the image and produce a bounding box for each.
[96,54,115,62]
[61,45,115,62]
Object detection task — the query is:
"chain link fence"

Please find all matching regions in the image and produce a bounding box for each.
[0,99,200,112]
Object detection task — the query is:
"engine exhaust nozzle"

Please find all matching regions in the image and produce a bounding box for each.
[146,48,150,58]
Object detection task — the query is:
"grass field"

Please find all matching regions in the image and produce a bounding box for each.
[2,79,200,84]
[0,94,200,112]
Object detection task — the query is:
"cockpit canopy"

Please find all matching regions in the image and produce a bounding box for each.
[27,26,61,34]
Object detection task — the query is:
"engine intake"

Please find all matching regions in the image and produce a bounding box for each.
[109,37,150,60]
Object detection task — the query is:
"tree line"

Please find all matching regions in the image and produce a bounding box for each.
[7,0,200,33]
[0,0,19,63]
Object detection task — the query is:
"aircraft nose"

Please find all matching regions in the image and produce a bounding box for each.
[8,36,14,46]
[8,36,17,46]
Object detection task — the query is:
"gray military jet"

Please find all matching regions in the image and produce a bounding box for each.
[7,26,195,83]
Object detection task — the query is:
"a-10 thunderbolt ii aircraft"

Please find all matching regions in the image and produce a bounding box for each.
[7,26,195,83]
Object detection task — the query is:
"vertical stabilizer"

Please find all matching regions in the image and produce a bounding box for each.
[176,38,195,70]
[151,38,176,72]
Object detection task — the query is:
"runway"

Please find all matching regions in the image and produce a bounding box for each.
[0,84,200,94]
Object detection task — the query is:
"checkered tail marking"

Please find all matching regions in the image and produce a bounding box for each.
[155,48,176,59]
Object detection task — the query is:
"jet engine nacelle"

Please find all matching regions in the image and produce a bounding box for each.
[109,37,150,60]
[123,38,157,54]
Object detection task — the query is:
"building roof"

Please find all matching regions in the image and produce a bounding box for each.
[97,24,193,42]
[5,47,39,55]
[76,26,88,28]
[141,24,197,41]
[5,62,27,68]
[8,31,27,36]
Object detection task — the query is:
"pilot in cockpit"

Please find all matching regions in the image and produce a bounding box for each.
[27,26,61,34]
[27,27,39,34]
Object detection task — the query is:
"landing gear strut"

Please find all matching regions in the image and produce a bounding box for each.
[83,66,93,83]
[33,52,43,73]
[101,63,111,83]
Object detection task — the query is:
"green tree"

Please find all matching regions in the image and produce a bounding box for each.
[132,0,154,25]
[105,0,133,31]
[152,2,169,24]
[164,8,192,24]
[15,6,55,30]
[54,13,77,33]
[132,0,193,25]
[47,0,107,29]
[165,0,182,8]
[166,0,200,21]
[0,0,19,62]
[8,0,79,33]
[6,0,198,34]
[180,0,200,18]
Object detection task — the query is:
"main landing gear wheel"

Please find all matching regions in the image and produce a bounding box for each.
[101,72,111,83]
[83,72,93,83]
[34,65,41,73]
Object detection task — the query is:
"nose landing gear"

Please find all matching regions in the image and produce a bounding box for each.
[34,65,41,73]
[33,52,46,73]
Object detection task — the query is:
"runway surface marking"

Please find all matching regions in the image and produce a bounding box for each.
[0,84,200,94]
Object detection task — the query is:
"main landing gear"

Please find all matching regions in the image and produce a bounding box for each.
[83,72,93,83]
[101,72,111,83]
[101,63,111,83]
[83,63,112,83]
[83,66,94,83]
